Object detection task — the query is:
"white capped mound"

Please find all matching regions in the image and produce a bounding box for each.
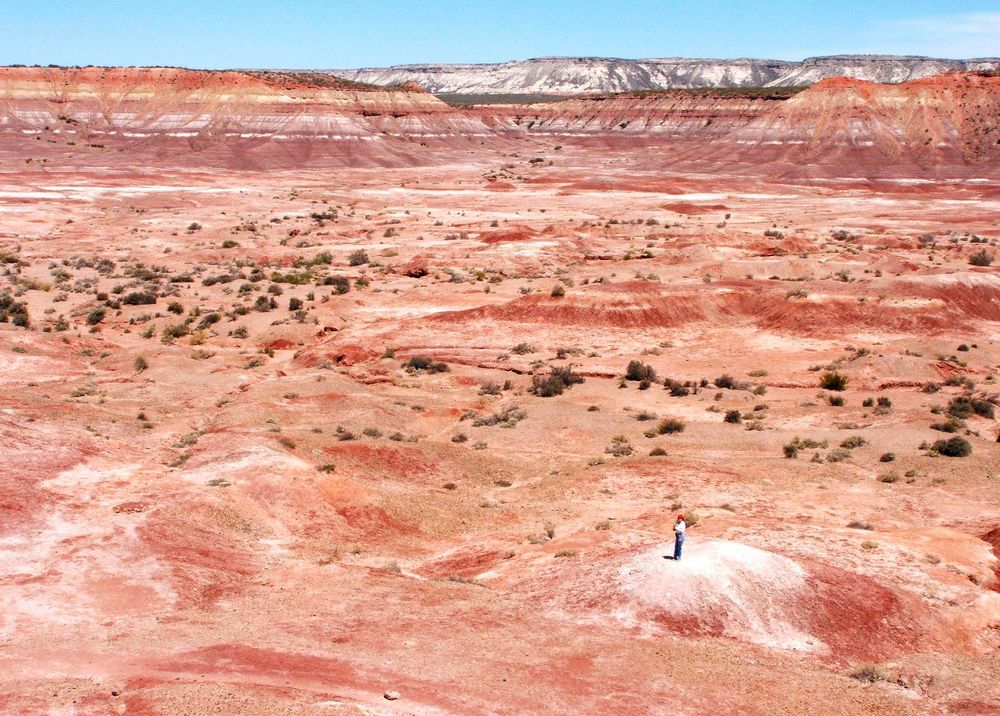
[617,539,824,653]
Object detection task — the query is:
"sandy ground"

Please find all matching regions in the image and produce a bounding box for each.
[1,148,999,714]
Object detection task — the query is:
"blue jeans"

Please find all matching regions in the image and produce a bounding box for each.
[674,534,685,560]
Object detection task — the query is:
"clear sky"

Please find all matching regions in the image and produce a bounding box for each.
[2,0,999,69]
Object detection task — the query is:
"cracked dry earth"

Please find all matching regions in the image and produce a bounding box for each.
[1,73,1000,716]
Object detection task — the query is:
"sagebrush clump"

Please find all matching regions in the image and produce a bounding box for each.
[530,365,583,397]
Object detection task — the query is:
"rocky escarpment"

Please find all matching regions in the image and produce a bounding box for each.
[474,89,791,139]
[686,72,1000,176]
[0,66,493,168]
[331,55,1000,95]
[3,66,998,177]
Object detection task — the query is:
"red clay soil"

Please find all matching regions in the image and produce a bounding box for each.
[661,202,729,215]
[983,527,1000,587]
[138,503,260,607]
[476,225,539,244]
[434,279,983,335]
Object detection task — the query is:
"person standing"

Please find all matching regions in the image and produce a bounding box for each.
[673,514,686,560]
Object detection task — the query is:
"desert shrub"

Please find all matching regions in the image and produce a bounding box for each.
[969,249,993,267]
[202,273,239,287]
[196,312,220,330]
[254,295,276,312]
[133,356,148,372]
[122,291,157,305]
[714,374,736,389]
[530,365,583,397]
[828,395,845,406]
[321,275,351,294]
[531,374,566,397]
[943,374,971,388]
[605,439,634,457]
[789,438,828,451]
[826,448,851,463]
[932,436,972,457]
[405,355,449,373]
[221,239,239,248]
[70,382,98,398]
[879,452,895,462]
[86,307,106,325]
[847,520,874,530]
[656,418,685,435]
[724,410,742,424]
[479,381,502,395]
[348,250,369,266]
[160,322,189,340]
[0,293,30,327]
[511,342,536,355]
[664,378,690,396]
[783,442,800,458]
[930,418,963,433]
[472,405,526,428]
[405,355,432,370]
[625,360,657,382]
[288,297,303,311]
[840,435,867,449]
[649,447,667,456]
[849,664,886,683]
[820,371,848,391]
[271,271,311,285]
[948,396,994,420]
[550,284,565,298]
[167,301,184,314]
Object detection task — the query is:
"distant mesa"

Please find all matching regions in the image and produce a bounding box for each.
[329,54,1000,95]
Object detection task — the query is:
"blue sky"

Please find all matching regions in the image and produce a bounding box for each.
[2,0,999,68]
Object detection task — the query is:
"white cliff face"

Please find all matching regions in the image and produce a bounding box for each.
[328,55,1000,94]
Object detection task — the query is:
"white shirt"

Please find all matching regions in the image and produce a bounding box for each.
[674,520,686,535]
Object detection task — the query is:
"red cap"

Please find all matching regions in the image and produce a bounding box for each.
[677,514,684,520]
